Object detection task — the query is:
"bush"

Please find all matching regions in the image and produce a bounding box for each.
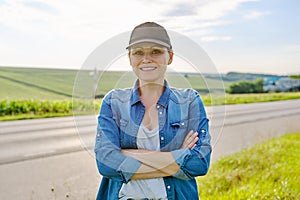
[227,79,264,94]
[0,99,101,117]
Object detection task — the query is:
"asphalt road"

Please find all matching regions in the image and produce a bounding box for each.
[0,99,300,200]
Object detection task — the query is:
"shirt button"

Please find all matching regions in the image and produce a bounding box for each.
[181,122,185,126]
[156,105,160,109]
[167,185,171,189]
[161,137,164,141]
[159,111,163,115]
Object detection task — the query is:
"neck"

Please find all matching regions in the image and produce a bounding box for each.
[138,79,165,103]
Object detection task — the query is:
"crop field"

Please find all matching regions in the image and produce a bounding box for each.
[0,66,228,100]
[1,66,300,121]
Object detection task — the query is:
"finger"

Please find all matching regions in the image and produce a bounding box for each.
[186,130,194,139]
[185,132,195,145]
[191,144,196,150]
[187,140,197,149]
[181,130,194,148]
[187,134,199,149]
[187,132,198,144]
[188,132,198,144]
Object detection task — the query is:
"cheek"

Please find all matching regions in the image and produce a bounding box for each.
[129,56,137,67]
[130,63,139,74]
[161,55,170,64]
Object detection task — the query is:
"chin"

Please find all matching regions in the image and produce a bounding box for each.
[139,76,164,84]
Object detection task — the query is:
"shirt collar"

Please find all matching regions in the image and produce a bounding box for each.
[157,80,170,107]
[131,80,141,106]
[130,80,171,107]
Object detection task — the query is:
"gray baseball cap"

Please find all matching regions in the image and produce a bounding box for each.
[126,22,172,50]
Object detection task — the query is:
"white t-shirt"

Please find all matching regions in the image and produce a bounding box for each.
[118,124,168,200]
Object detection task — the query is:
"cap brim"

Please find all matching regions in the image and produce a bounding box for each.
[126,39,171,49]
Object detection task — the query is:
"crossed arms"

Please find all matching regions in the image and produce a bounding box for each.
[122,130,199,180]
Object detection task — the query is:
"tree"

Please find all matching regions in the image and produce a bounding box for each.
[227,78,264,94]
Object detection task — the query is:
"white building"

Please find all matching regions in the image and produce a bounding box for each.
[263,77,300,92]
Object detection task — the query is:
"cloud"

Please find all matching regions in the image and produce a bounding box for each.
[156,0,262,37]
[163,0,261,20]
[22,1,58,14]
[3,0,282,71]
[200,36,232,42]
[243,10,271,19]
[0,0,56,33]
[283,44,300,52]
[0,0,262,38]
[0,0,163,39]
[0,0,167,67]
[165,3,198,17]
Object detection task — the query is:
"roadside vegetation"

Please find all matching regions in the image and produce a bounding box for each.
[197,133,300,199]
[0,99,101,121]
[1,92,300,121]
[290,75,300,79]
[226,78,264,94]
[202,91,300,106]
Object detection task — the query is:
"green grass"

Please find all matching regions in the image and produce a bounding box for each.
[0,99,102,121]
[2,92,300,121]
[201,92,300,106]
[0,67,77,99]
[197,133,300,199]
[0,75,66,100]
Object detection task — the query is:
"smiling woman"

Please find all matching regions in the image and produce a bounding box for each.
[128,43,172,86]
[94,22,212,200]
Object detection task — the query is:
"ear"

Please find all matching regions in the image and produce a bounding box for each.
[128,52,133,66]
[168,51,174,65]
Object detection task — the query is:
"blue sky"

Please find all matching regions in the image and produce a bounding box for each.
[0,0,299,75]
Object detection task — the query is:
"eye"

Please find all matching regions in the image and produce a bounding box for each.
[152,48,164,55]
[132,49,144,56]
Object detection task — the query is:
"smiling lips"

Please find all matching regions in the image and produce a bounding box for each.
[140,66,157,71]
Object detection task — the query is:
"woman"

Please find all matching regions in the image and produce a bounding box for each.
[95,22,211,200]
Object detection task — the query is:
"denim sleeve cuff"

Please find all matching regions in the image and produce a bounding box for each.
[171,148,190,165]
[173,169,192,180]
[117,156,142,183]
[171,148,192,180]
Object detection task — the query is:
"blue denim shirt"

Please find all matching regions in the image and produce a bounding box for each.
[95,80,211,200]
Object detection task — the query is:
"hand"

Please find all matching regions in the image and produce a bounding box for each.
[181,130,199,150]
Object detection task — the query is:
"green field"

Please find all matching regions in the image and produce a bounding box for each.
[1,66,300,121]
[0,66,227,121]
[0,66,228,100]
[197,133,300,199]
[0,67,77,99]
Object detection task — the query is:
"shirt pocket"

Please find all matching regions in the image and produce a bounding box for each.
[169,119,188,148]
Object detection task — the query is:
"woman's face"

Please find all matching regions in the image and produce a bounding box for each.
[128,42,173,84]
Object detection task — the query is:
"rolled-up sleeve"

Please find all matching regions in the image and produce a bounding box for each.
[94,91,141,183]
[171,92,211,180]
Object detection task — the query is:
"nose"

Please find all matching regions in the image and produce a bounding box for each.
[141,53,152,63]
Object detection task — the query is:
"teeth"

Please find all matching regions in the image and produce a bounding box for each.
[141,67,156,71]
